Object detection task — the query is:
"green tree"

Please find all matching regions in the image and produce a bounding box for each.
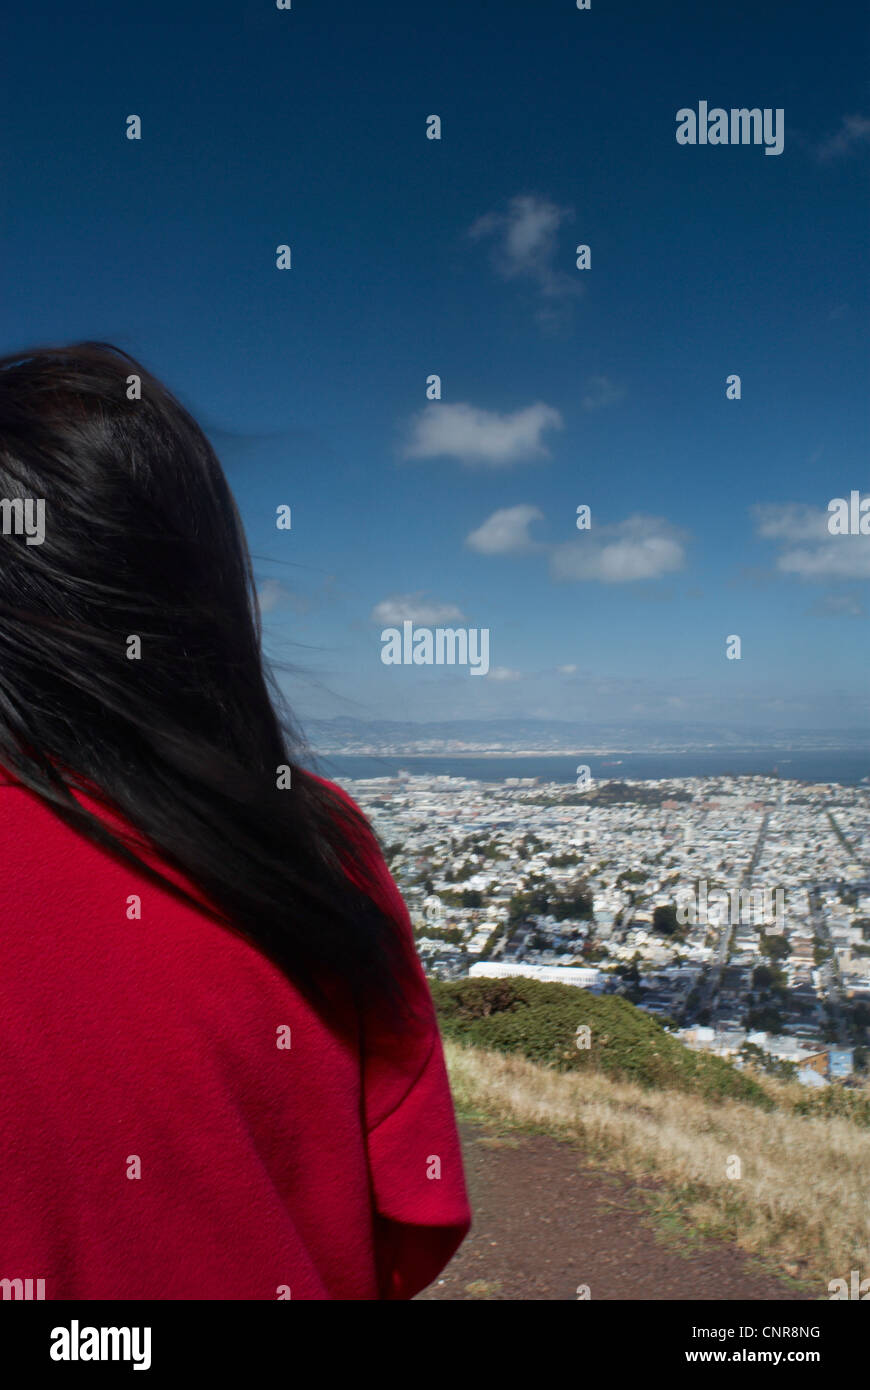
[652,904,682,938]
[760,933,789,961]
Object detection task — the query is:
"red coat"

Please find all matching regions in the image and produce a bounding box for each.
[0,769,470,1299]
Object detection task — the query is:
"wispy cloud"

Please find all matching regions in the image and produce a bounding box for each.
[466,504,544,555]
[467,193,582,301]
[257,578,292,614]
[807,593,866,618]
[257,575,341,618]
[752,502,827,542]
[550,514,688,583]
[371,593,466,625]
[752,500,870,579]
[402,401,562,467]
[815,113,870,162]
[581,374,626,411]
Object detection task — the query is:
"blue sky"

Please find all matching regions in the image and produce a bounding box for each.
[3,0,868,732]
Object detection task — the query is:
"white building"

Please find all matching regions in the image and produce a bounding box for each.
[469,961,602,988]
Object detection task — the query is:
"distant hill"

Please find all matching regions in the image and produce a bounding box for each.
[303,715,870,753]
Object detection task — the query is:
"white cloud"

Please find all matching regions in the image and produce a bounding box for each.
[467,194,581,299]
[402,401,563,468]
[487,666,523,681]
[550,514,687,583]
[466,504,544,555]
[816,113,870,161]
[257,579,291,614]
[752,500,870,579]
[371,593,466,625]
[780,547,870,579]
[581,374,626,411]
[751,502,829,542]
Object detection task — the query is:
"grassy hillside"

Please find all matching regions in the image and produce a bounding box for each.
[431,976,770,1107]
[433,979,870,1288]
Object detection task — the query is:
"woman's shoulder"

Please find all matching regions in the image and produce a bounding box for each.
[0,769,64,838]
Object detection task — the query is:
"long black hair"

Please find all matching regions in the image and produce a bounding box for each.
[0,341,419,1033]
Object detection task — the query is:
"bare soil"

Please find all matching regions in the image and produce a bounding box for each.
[417,1121,819,1301]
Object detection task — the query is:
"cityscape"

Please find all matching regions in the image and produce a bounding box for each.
[343,770,870,1086]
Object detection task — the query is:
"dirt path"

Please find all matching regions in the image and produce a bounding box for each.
[418,1122,818,1301]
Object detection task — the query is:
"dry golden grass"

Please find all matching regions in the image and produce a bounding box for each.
[444,1038,870,1288]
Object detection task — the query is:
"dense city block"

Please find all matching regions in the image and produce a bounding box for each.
[346,773,870,1084]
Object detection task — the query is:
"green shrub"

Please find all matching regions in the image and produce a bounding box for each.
[431,977,772,1109]
[791,1085,870,1127]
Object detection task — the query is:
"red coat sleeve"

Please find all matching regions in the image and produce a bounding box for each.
[316,776,472,1299]
[366,1023,472,1299]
